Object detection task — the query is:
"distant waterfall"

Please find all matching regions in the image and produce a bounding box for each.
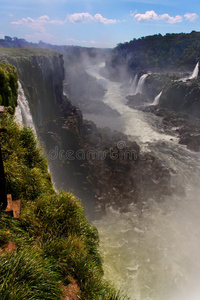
[15,81,36,132]
[129,74,138,94]
[135,74,148,94]
[189,61,199,79]
[151,91,162,106]
[180,62,199,82]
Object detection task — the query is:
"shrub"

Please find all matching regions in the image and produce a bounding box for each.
[0,63,18,110]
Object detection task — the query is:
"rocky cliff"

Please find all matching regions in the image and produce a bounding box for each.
[0,48,64,126]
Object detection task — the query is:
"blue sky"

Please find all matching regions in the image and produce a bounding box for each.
[0,0,200,48]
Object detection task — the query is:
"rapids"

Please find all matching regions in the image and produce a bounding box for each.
[86,63,200,300]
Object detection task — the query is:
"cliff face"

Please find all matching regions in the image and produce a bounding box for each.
[159,79,200,117]
[0,48,64,126]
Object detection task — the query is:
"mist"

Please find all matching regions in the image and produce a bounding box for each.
[60,48,200,299]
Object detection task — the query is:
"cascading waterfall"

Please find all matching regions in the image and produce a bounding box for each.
[86,62,200,300]
[180,62,199,82]
[151,91,162,106]
[129,74,138,94]
[189,61,199,79]
[14,81,36,132]
[135,74,148,95]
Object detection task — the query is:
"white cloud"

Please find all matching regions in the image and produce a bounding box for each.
[67,12,117,24]
[11,15,64,33]
[93,14,117,24]
[134,10,183,24]
[160,13,182,24]
[184,13,198,22]
[67,13,93,23]
[134,10,159,22]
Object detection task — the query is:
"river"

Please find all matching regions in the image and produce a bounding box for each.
[85,63,200,300]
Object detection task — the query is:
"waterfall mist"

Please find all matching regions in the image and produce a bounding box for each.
[68,59,200,299]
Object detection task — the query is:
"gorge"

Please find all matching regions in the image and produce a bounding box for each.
[1,31,200,299]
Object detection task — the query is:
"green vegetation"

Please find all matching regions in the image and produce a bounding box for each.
[0,247,62,300]
[0,112,129,299]
[0,63,18,110]
[0,114,53,200]
[108,30,200,71]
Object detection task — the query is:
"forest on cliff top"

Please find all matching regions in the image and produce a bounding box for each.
[107,30,200,71]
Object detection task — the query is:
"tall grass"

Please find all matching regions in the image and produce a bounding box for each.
[0,248,62,300]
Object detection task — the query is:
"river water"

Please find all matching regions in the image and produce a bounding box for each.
[85,63,200,300]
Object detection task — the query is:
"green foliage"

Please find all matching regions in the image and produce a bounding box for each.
[20,191,105,298]
[108,31,200,71]
[0,248,62,300]
[0,63,18,109]
[19,192,130,299]
[0,112,53,200]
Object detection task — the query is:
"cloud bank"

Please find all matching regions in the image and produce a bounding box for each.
[184,13,198,22]
[11,12,117,34]
[11,15,63,33]
[134,10,198,24]
[67,12,117,24]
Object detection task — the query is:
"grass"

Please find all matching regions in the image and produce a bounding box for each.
[0,248,62,300]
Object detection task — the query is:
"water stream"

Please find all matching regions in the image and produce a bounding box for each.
[86,63,200,300]
[14,81,36,132]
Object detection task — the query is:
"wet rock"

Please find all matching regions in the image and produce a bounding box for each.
[186,139,199,152]
[126,93,149,109]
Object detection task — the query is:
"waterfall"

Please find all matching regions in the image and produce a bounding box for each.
[14,81,36,132]
[129,74,138,94]
[135,74,148,94]
[151,91,162,106]
[189,62,199,80]
[180,62,199,82]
